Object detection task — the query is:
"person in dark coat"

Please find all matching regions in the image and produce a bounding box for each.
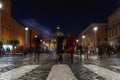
[77,44,83,57]
[106,45,112,57]
[68,46,74,63]
[34,44,40,62]
[56,36,64,64]
[33,35,41,62]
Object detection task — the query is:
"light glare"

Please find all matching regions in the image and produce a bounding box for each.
[25,27,29,31]
[82,35,85,39]
[0,3,2,9]
[93,27,98,31]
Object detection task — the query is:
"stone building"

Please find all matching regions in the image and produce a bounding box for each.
[108,7,120,46]
[0,0,37,50]
[78,23,108,49]
[53,26,64,39]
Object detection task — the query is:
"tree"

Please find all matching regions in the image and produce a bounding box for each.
[8,39,20,49]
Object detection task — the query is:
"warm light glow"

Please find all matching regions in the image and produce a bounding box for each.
[76,39,79,42]
[82,35,85,39]
[40,40,42,42]
[93,27,98,31]
[25,27,29,31]
[43,41,45,44]
[3,45,13,51]
[57,27,60,29]
[73,42,75,44]
[110,43,113,45]
[0,3,2,9]
[35,35,37,38]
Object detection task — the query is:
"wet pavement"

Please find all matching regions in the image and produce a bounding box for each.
[69,55,120,80]
[0,54,55,80]
[0,53,120,80]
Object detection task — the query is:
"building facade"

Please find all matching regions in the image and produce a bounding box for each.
[53,26,64,39]
[0,0,25,46]
[108,7,120,46]
[0,0,38,50]
[78,23,108,49]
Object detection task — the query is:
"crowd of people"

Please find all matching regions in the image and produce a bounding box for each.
[0,38,120,64]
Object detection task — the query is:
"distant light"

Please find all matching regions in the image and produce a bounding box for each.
[43,41,45,44]
[93,27,98,31]
[110,43,113,45]
[57,27,60,29]
[73,42,75,44]
[35,35,37,38]
[0,3,2,9]
[45,43,49,46]
[82,35,85,39]
[3,45,13,51]
[76,39,79,42]
[25,27,29,31]
[40,40,42,42]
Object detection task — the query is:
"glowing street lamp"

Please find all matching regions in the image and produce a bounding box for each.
[0,2,2,41]
[82,35,86,39]
[76,39,79,52]
[0,3,2,9]
[93,27,98,32]
[82,35,87,58]
[25,27,29,31]
[76,39,79,43]
[25,27,29,47]
[35,35,37,38]
[82,35,85,47]
[93,26,98,54]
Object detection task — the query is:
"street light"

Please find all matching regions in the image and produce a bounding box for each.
[25,27,29,47]
[76,39,79,43]
[93,27,98,54]
[35,35,37,38]
[0,2,2,41]
[82,35,85,39]
[76,39,79,53]
[0,3,2,9]
[82,35,85,47]
[82,35,86,58]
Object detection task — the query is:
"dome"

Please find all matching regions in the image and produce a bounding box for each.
[53,26,64,39]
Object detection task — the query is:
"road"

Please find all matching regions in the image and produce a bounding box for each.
[0,53,120,80]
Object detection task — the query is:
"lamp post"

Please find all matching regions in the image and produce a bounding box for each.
[76,39,79,43]
[93,27,98,54]
[0,2,2,41]
[82,35,86,58]
[25,27,29,47]
[82,35,85,47]
[76,39,79,53]
[35,35,37,38]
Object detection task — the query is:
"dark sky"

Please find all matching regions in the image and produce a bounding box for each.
[11,0,120,37]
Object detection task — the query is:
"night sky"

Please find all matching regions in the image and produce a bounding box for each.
[11,0,120,38]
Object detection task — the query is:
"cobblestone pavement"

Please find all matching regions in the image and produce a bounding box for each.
[0,54,56,80]
[69,55,120,80]
[0,54,120,80]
